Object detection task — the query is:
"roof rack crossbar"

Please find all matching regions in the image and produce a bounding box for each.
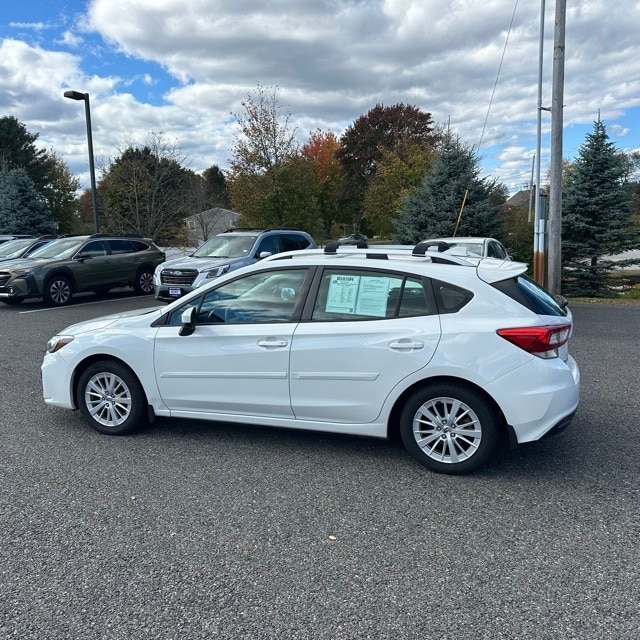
[412,241,450,256]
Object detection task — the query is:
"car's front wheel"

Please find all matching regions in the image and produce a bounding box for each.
[399,383,499,475]
[44,276,73,306]
[133,268,154,295]
[76,360,148,435]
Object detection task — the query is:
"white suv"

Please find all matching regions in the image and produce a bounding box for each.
[42,241,579,475]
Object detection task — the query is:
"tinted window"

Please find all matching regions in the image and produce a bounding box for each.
[492,275,567,317]
[432,279,474,314]
[280,233,310,252]
[109,239,136,254]
[131,241,151,252]
[78,241,108,257]
[256,235,279,256]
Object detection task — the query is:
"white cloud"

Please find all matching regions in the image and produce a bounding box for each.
[1,0,639,193]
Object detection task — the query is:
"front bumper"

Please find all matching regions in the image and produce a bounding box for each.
[0,274,40,301]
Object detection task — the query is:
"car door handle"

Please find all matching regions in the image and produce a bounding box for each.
[257,338,289,348]
[389,339,424,350]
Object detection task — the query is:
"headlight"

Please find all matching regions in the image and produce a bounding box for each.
[14,267,38,277]
[46,335,74,353]
[204,265,230,279]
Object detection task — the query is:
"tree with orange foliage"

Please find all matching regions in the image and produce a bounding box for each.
[301,130,344,238]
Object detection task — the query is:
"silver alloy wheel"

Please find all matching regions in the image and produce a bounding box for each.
[138,271,154,293]
[49,279,71,304]
[84,371,133,427]
[412,396,483,464]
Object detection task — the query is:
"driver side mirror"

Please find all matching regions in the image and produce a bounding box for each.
[258,251,273,259]
[179,306,197,336]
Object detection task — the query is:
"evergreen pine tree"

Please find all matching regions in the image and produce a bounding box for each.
[394,132,507,243]
[0,168,52,234]
[562,118,640,295]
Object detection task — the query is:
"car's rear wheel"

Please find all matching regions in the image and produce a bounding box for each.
[76,360,148,435]
[133,267,154,294]
[44,276,73,306]
[399,383,499,474]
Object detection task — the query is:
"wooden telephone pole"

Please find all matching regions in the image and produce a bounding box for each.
[533,0,566,293]
[546,0,567,294]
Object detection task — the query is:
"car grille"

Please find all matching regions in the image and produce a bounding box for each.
[160,268,199,286]
[0,273,10,286]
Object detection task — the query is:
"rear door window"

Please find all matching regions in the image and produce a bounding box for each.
[310,269,434,321]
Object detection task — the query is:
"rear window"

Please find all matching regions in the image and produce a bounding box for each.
[492,275,567,317]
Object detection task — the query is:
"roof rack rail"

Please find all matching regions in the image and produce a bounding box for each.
[36,235,58,240]
[223,227,303,233]
[88,232,143,238]
[412,241,450,256]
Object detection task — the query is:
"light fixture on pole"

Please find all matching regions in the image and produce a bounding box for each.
[64,90,99,233]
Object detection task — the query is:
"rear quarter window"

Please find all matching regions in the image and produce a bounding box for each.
[431,279,474,314]
[492,275,567,316]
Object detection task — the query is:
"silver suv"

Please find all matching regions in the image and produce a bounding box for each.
[153,228,317,301]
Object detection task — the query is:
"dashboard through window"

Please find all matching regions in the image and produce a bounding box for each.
[166,267,310,325]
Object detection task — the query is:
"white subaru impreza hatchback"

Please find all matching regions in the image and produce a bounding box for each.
[42,242,579,475]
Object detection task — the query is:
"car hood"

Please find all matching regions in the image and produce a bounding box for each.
[61,306,164,335]
[0,257,45,270]
[160,255,233,272]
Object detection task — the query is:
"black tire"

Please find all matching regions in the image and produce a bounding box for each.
[399,383,499,475]
[76,360,148,435]
[44,275,73,306]
[2,298,23,305]
[133,267,154,295]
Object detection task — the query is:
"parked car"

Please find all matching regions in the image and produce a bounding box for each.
[153,227,317,300]
[0,236,57,263]
[0,234,34,245]
[426,237,511,260]
[338,233,368,246]
[42,241,579,475]
[0,233,165,306]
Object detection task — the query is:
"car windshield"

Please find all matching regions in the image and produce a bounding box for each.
[0,239,33,257]
[28,238,86,260]
[449,242,483,256]
[192,235,257,258]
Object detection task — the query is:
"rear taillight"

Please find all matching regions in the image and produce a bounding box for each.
[497,324,571,358]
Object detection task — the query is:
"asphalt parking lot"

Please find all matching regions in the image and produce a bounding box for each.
[1,293,639,639]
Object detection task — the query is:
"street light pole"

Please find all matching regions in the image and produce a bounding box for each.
[64,90,99,234]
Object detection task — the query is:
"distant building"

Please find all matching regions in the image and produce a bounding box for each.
[502,188,548,219]
[184,208,241,246]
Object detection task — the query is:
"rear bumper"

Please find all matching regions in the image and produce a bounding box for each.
[486,354,580,445]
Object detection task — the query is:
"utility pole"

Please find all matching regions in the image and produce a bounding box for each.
[547,0,567,294]
[533,0,546,285]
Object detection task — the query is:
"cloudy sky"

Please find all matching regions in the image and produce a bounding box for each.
[1,0,639,195]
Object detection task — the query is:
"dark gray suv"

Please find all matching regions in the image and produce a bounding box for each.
[0,233,165,306]
[153,228,317,301]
